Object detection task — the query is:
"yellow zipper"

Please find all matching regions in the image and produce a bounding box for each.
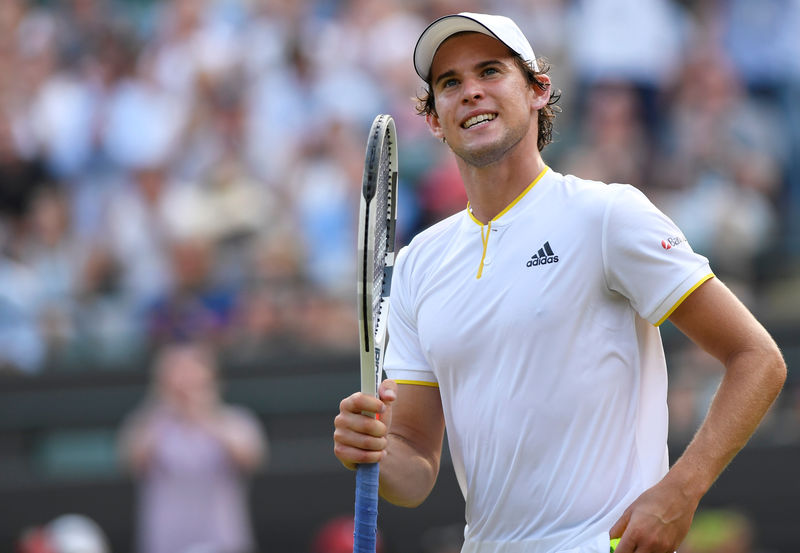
[467,166,548,279]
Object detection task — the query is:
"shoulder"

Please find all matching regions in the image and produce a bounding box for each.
[540,170,640,225]
[554,171,632,203]
[549,170,660,217]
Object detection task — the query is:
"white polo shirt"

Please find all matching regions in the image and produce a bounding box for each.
[383,167,713,553]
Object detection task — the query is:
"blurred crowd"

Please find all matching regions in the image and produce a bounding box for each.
[0,0,798,398]
[3,3,798,550]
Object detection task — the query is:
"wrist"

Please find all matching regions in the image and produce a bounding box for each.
[663,457,713,505]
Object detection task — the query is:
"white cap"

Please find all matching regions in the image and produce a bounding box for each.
[414,12,539,81]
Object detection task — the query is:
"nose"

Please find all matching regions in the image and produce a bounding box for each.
[461,77,483,104]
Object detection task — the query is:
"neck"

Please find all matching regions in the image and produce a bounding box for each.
[458,146,546,223]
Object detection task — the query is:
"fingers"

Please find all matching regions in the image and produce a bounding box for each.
[334,387,396,470]
[609,510,631,553]
[341,378,398,416]
[609,506,684,553]
[340,390,384,416]
[333,428,387,469]
[609,509,629,540]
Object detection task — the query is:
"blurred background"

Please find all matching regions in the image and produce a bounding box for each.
[0,0,798,552]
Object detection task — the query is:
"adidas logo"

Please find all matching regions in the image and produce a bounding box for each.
[526,241,559,267]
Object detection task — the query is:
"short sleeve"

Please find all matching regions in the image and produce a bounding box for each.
[603,185,714,325]
[383,246,438,386]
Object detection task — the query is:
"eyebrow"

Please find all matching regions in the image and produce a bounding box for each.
[432,59,505,89]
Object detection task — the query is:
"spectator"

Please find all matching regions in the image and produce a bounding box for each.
[119,342,267,553]
[561,81,652,188]
[0,113,48,373]
[567,0,689,133]
[655,47,781,286]
[23,186,84,367]
[146,236,238,347]
[0,244,46,373]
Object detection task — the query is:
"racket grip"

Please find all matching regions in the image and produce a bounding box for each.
[353,462,380,553]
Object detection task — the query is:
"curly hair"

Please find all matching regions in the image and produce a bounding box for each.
[415,56,561,152]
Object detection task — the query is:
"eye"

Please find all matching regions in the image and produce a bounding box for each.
[482,67,499,77]
[442,78,459,89]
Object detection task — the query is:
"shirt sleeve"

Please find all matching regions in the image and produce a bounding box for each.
[602,185,714,326]
[383,246,438,386]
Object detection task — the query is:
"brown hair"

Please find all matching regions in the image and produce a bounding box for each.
[415,56,561,151]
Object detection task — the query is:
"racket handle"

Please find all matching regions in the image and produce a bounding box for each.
[353,462,380,553]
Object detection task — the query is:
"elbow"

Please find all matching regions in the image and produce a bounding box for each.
[767,345,788,397]
[731,340,787,398]
[378,456,440,508]
[396,497,428,509]
[380,488,433,509]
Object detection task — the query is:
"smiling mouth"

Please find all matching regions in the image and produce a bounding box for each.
[462,113,497,129]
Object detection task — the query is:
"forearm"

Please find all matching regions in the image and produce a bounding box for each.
[379,432,441,507]
[666,345,786,501]
[611,279,785,552]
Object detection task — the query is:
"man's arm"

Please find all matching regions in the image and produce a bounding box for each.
[334,381,446,507]
[611,277,787,553]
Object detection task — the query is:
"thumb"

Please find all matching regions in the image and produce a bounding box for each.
[376,380,398,424]
[379,379,398,405]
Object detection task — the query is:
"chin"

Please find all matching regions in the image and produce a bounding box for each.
[454,141,510,167]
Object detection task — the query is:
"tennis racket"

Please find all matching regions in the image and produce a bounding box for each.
[354,114,398,553]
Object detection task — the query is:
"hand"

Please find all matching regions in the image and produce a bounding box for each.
[609,477,699,553]
[333,380,398,470]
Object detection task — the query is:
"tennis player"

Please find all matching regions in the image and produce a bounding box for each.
[334,12,786,553]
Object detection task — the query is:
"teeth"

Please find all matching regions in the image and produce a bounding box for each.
[463,113,496,128]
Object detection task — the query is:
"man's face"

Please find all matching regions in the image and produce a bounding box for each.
[426,32,546,168]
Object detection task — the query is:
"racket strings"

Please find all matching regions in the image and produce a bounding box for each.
[371,127,394,331]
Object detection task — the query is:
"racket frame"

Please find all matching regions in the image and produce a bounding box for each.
[353,114,398,553]
[356,114,398,401]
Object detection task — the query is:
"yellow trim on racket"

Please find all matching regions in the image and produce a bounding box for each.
[395,379,439,388]
[654,273,714,326]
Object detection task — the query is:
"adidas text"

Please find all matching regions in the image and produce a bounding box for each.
[527,255,558,267]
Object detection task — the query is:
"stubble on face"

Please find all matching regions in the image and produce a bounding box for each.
[449,119,528,168]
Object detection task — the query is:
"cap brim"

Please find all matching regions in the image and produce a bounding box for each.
[414,14,503,81]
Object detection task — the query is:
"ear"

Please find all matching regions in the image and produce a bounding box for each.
[426,111,445,141]
[530,74,551,111]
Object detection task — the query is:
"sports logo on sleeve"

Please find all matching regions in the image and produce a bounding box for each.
[661,235,686,250]
[526,241,559,267]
